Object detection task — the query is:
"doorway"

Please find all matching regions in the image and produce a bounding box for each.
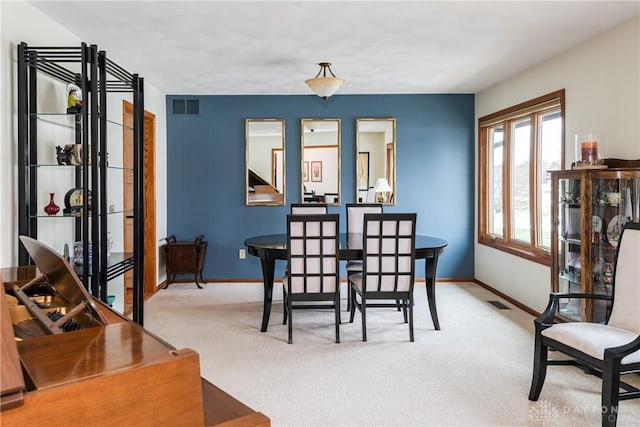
[123,100,156,314]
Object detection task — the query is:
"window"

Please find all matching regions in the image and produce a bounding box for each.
[478,90,565,264]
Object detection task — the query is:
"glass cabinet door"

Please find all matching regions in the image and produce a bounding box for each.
[590,176,639,322]
[556,177,582,321]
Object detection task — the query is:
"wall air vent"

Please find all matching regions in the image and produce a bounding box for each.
[172,98,200,115]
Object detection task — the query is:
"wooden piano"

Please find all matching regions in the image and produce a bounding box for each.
[1,236,269,426]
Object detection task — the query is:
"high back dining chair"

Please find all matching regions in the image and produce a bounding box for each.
[283,204,329,322]
[291,203,328,214]
[345,203,383,310]
[349,213,417,342]
[529,221,640,427]
[346,203,384,241]
[283,214,341,344]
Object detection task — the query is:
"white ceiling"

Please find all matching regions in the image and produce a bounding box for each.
[29,1,639,96]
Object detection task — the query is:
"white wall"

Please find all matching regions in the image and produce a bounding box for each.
[475,16,640,313]
[0,1,168,287]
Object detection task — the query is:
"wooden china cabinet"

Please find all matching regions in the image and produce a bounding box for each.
[550,165,640,323]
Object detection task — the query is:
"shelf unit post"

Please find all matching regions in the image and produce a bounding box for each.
[17,42,29,265]
[133,74,144,325]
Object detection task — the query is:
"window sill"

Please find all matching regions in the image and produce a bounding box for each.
[478,238,551,267]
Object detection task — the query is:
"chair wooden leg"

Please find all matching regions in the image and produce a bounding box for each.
[361,296,367,342]
[346,280,352,312]
[335,295,341,343]
[402,299,408,323]
[409,296,414,342]
[282,309,287,325]
[601,355,621,427]
[287,300,293,344]
[349,287,357,323]
[282,286,287,324]
[528,333,549,401]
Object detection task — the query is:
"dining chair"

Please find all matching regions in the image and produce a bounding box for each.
[345,203,383,311]
[528,221,640,427]
[283,204,330,322]
[349,213,417,342]
[283,213,341,344]
[291,203,328,214]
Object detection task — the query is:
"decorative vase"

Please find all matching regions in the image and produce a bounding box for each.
[44,193,60,215]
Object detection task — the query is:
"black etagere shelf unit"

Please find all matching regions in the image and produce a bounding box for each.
[17,42,145,324]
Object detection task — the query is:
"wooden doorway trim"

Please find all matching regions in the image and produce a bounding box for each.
[123,100,156,303]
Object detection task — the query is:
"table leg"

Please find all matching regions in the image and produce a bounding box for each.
[424,254,441,330]
[260,255,276,332]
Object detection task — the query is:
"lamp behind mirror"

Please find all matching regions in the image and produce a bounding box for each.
[356,118,396,205]
[301,118,341,205]
[373,178,392,203]
[245,119,285,206]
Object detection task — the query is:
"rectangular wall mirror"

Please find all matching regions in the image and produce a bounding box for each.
[356,118,396,205]
[245,119,285,206]
[301,118,341,205]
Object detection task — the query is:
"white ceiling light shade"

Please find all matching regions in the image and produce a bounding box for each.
[305,62,345,100]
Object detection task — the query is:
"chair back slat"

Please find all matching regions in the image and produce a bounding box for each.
[608,222,640,333]
[362,213,416,292]
[287,214,339,294]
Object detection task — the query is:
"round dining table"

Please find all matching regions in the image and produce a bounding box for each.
[244,233,448,333]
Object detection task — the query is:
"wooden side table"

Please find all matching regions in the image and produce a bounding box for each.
[161,235,207,289]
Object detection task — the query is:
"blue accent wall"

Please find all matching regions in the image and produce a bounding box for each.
[166,94,475,280]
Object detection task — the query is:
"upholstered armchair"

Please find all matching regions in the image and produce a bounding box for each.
[529,222,640,427]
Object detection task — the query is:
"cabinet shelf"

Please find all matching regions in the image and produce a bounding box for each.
[559,236,581,245]
[29,209,134,219]
[558,271,581,284]
[106,118,134,131]
[28,164,134,172]
[592,243,617,251]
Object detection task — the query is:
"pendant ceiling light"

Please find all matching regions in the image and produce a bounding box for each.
[305,62,345,100]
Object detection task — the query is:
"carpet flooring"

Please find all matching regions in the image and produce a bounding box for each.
[143,282,640,427]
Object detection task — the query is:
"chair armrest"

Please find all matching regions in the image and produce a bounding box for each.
[535,292,613,327]
[604,335,640,362]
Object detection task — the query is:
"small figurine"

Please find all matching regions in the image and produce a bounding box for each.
[56,145,74,165]
[66,83,83,114]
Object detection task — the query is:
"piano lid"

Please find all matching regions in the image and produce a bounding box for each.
[16,236,107,331]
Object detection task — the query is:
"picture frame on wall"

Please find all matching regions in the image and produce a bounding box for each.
[357,151,369,190]
[311,161,322,182]
[303,161,309,182]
